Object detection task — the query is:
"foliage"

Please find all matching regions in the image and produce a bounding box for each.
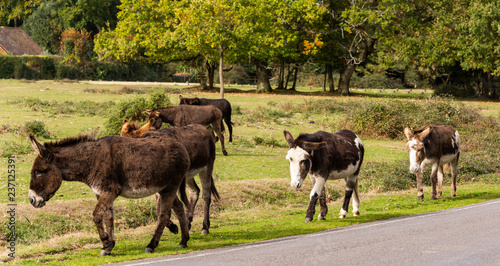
[60,28,92,64]
[102,91,171,136]
[23,120,50,138]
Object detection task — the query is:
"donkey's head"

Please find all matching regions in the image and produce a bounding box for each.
[284,131,326,189]
[179,95,200,105]
[404,126,431,174]
[145,110,163,130]
[28,135,63,208]
[121,119,152,138]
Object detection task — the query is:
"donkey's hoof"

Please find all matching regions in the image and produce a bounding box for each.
[318,215,326,221]
[418,195,424,201]
[145,247,154,253]
[223,151,228,156]
[339,214,346,219]
[305,217,312,223]
[178,244,188,249]
[167,224,179,234]
[353,211,360,216]
[100,250,112,256]
[201,229,209,235]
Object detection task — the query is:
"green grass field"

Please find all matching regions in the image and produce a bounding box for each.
[1,79,499,265]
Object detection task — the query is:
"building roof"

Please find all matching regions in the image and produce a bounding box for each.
[0,26,43,55]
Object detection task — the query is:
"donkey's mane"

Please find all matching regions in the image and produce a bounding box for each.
[413,125,431,134]
[44,134,94,149]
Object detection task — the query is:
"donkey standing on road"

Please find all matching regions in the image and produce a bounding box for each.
[147,105,228,156]
[284,130,364,222]
[28,134,191,255]
[179,95,234,142]
[404,125,460,201]
[121,120,220,234]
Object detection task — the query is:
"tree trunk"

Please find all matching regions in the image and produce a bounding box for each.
[276,63,285,90]
[197,64,208,90]
[326,63,335,92]
[255,61,273,93]
[290,65,298,91]
[284,64,291,90]
[338,63,356,96]
[219,48,225,99]
[206,61,217,89]
[338,36,375,96]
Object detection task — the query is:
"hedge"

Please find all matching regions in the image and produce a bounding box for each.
[0,55,177,81]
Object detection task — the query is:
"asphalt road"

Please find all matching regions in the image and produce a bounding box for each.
[111,199,500,266]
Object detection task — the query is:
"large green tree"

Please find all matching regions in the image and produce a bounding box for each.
[0,0,42,27]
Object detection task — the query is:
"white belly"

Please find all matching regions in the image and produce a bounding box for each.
[120,186,162,198]
[328,161,361,180]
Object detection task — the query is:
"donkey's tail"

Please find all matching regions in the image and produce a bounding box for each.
[210,176,220,202]
[179,177,189,207]
[443,163,451,173]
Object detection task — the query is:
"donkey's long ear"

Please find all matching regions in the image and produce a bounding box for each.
[29,134,49,158]
[302,141,327,152]
[404,127,413,140]
[284,130,295,148]
[419,127,432,140]
[145,110,152,115]
[179,95,183,100]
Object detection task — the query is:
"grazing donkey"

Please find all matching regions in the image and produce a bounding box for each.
[121,120,220,234]
[179,95,234,142]
[404,125,460,201]
[146,105,228,155]
[28,134,191,255]
[284,130,364,222]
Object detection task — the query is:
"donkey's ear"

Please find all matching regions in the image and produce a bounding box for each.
[179,95,183,100]
[284,130,295,148]
[29,134,49,158]
[419,127,432,140]
[302,141,326,152]
[404,127,413,140]
[145,110,152,115]
[154,111,161,117]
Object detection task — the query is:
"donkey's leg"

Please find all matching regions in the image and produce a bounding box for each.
[212,123,227,156]
[450,154,459,197]
[185,175,200,226]
[224,115,233,142]
[351,178,361,216]
[155,193,178,234]
[430,163,439,200]
[437,164,444,198]
[171,196,190,248]
[92,192,118,256]
[199,168,212,234]
[416,167,424,201]
[306,175,325,223]
[340,177,356,218]
[318,187,328,221]
[146,192,177,253]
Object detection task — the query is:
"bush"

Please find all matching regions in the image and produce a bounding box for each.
[24,121,50,138]
[102,91,172,136]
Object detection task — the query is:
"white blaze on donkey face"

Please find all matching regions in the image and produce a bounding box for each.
[407,138,422,174]
[286,146,311,188]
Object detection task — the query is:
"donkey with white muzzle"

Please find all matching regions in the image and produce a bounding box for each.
[284,130,364,222]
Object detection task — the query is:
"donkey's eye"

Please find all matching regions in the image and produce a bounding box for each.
[35,170,46,178]
[289,158,294,162]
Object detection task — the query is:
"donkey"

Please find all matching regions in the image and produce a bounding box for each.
[121,120,220,234]
[284,130,364,222]
[404,125,460,201]
[179,95,234,142]
[28,134,191,255]
[146,105,228,156]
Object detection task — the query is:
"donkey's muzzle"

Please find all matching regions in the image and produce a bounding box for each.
[28,189,46,208]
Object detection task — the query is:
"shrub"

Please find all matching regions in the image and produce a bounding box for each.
[23,121,50,138]
[102,91,172,136]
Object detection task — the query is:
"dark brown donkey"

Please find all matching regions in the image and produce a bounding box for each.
[404,125,460,201]
[146,105,228,155]
[179,95,234,142]
[121,120,220,234]
[284,130,364,222]
[28,134,191,255]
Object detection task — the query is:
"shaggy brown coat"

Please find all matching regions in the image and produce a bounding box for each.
[28,134,191,255]
[147,105,227,155]
[121,121,219,234]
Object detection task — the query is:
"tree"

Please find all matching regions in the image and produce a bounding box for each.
[0,0,42,27]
